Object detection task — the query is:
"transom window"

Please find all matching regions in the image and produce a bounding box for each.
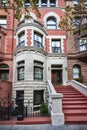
[0,64,9,80]
[34,32,43,49]
[73,65,81,79]
[34,61,43,80]
[17,61,25,80]
[79,38,87,52]
[17,32,25,48]
[0,16,7,28]
[46,17,57,29]
[51,39,61,53]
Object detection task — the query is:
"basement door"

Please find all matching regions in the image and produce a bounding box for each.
[16,90,24,114]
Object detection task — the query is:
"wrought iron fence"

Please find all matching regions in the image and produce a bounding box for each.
[0,94,50,121]
[24,104,50,118]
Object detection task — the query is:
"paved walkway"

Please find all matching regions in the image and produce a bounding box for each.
[0,124,87,130]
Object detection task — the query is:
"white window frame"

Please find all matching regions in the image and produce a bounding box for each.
[0,16,7,28]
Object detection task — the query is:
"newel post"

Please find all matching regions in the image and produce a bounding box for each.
[51,93,64,126]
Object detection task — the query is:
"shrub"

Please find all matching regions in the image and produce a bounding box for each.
[40,103,48,116]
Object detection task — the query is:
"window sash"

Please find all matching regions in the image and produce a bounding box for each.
[52,40,61,53]
[41,0,47,6]
[0,70,9,80]
[0,17,6,28]
[34,33,43,49]
[79,39,87,51]
[34,67,43,80]
[50,0,56,7]
[34,90,44,105]
[18,67,24,80]
[17,32,25,48]
[47,18,57,29]
[73,66,80,79]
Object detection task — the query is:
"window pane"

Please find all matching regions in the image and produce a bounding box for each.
[34,32,43,49]
[17,32,25,48]
[47,17,57,29]
[50,0,56,7]
[34,61,43,80]
[41,0,47,6]
[79,38,87,51]
[24,0,30,6]
[73,65,80,79]
[17,61,25,80]
[34,90,44,105]
[52,40,61,53]
[0,16,7,28]
[18,67,24,80]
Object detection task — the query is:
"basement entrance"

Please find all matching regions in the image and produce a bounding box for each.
[51,65,62,85]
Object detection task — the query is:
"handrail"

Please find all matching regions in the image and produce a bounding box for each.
[48,80,56,94]
[69,80,87,96]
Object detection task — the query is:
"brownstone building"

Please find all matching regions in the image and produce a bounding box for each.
[0,0,87,109]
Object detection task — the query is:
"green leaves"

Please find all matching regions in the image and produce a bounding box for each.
[59,0,87,33]
[0,0,41,20]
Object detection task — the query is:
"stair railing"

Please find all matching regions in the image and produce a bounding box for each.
[47,80,64,126]
[69,80,87,96]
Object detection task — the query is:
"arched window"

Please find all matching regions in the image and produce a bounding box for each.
[46,17,57,29]
[73,65,81,79]
[0,64,9,80]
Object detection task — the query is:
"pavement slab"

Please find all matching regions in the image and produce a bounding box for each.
[0,124,87,130]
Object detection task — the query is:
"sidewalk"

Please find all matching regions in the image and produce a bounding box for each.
[0,117,51,125]
[0,124,87,130]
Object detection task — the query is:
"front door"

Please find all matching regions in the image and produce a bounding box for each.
[51,70,62,85]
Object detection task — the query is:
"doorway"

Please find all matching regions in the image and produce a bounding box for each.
[51,69,62,85]
[16,90,24,114]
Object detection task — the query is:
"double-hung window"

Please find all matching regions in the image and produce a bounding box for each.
[34,61,43,80]
[52,39,61,53]
[17,61,25,81]
[73,65,81,79]
[17,32,25,48]
[34,90,44,106]
[34,32,43,49]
